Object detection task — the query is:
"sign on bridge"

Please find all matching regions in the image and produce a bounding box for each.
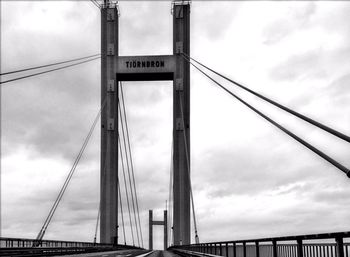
[116,55,175,81]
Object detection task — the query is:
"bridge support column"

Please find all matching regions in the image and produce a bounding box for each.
[100,4,119,244]
[173,2,191,246]
[149,210,153,250]
[149,210,168,250]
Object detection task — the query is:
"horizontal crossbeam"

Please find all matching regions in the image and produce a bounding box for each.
[116,55,175,81]
[152,221,165,226]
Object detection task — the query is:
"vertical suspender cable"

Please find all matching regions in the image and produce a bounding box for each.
[94,139,109,244]
[118,181,127,245]
[120,83,144,248]
[119,101,140,247]
[178,94,200,244]
[93,204,100,244]
[118,136,135,246]
[168,140,174,246]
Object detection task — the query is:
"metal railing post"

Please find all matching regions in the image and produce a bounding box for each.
[256,241,260,257]
[336,236,345,257]
[226,243,229,257]
[297,239,303,257]
[233,242,236,257]
[272,240,277,257]
[243,242,246,257]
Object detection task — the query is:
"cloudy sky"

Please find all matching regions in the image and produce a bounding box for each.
[1,0,350,250]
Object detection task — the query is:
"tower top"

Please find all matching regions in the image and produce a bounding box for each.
[172,0,191,5]
[171,1,191,15]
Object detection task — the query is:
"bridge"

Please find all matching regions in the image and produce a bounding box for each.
[1,0,350,257]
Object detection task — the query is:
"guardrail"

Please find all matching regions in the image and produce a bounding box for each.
[0,237,143,256]
[169,231,350,257]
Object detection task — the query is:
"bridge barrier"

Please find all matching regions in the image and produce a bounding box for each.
[0,237,143,256]
[168,231,350,257]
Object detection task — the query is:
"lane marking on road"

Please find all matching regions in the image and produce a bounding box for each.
[133,250,155,257]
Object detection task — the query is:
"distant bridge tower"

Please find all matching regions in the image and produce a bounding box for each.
[149,210,168,250]
[100,0,191,246]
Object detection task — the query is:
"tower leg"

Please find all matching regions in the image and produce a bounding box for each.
[164,210,168,250]
[100,6,119,244]
[149,210,153,250]
[173,2,191,246]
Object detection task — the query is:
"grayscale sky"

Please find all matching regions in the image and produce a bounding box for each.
[1,0,350,250]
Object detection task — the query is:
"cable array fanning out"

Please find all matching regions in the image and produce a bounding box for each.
[118,181,127,245]
[118,82,144,247]
[181,53,350,144]
[118,135,136,246]
[0,55,101,85]
[181,54,350,179]
[178,94,200,244]
[120,83,144,247]
[90,0,101,9]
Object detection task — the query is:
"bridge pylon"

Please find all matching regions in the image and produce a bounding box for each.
[149,210,168,250]
[172,1,191,246]
[100,2,119,245]
[100,0,191,246]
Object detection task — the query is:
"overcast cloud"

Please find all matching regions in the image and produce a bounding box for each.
[1,1,350,250]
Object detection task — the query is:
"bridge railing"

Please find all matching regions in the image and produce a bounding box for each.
[0,237,143,256]
[0,237,111,248]
[169,231,350,257]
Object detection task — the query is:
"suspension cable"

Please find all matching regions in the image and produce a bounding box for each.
[94,138,109,244]
[182,53,350,144]
[182,55,350,179]
[93,204,100,244]
[118,181,127,245]
[119,102,140,247]
[120,82,144,248]
[168,139,174,246]
[1,57,100,85]
[35,99,106,243]
[0,54,100,76]
[178,94,200,244]
[90,0,101,9]
[118,135,135,246]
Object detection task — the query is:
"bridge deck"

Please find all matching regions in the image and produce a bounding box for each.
[56,250,182,257]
